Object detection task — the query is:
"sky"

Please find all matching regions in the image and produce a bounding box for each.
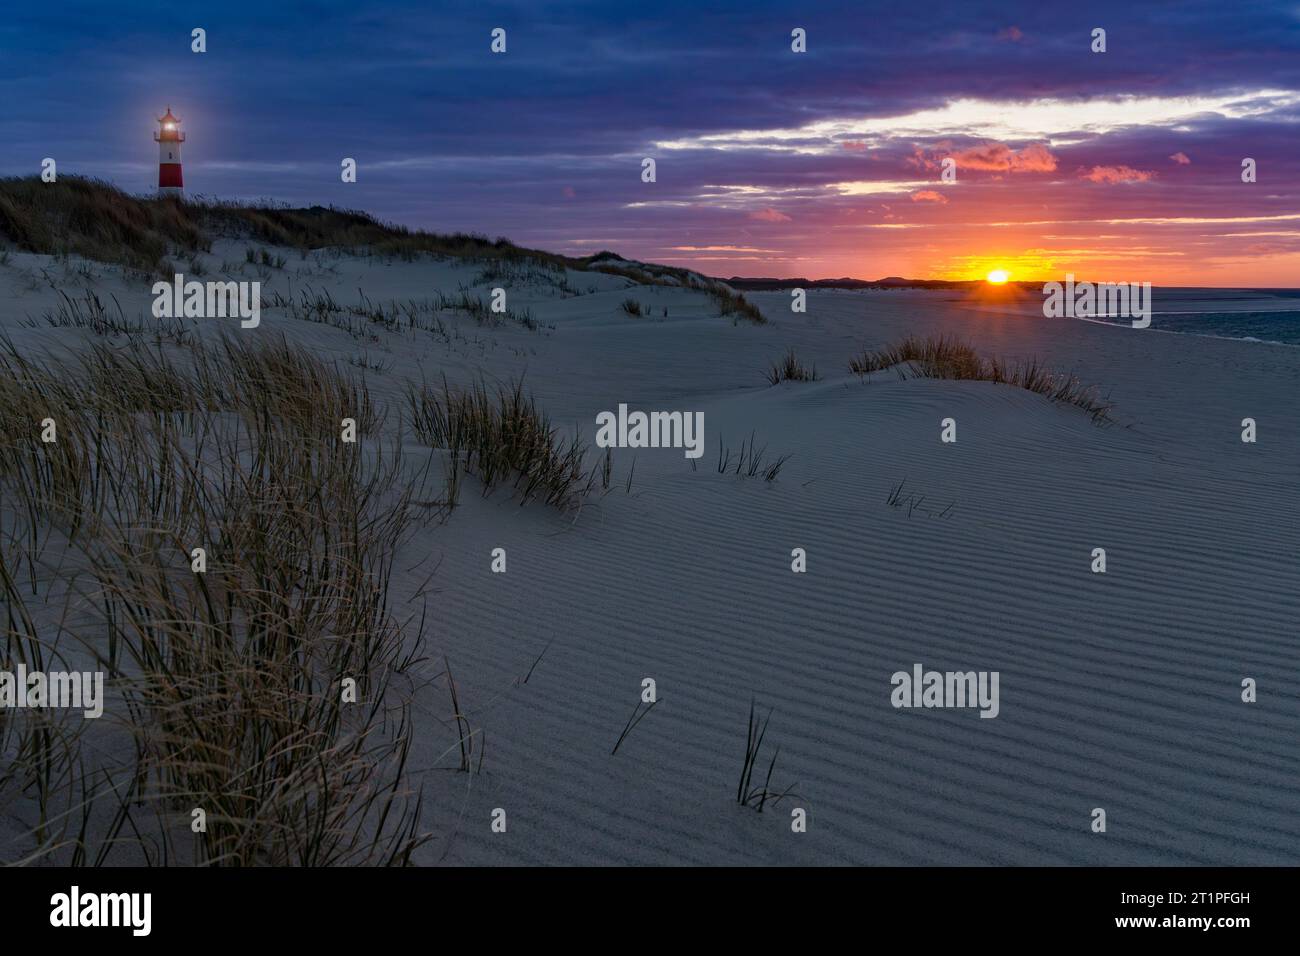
[1,1,1298,286]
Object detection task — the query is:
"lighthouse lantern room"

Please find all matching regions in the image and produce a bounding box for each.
[154,107,185,197]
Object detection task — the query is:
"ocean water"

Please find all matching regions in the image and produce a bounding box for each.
[986,287,1300,345]
[1084,288,1300,344]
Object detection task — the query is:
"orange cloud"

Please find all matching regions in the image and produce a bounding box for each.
[748,207,792,222]
[1081,165,1157,183]
[1169,151,1191,165]
[911,190,948,204]
[938,141,1058,173]
[998,26,1024,42]
[841,140,868,151]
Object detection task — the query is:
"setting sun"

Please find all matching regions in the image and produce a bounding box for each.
[986,269,1010,284]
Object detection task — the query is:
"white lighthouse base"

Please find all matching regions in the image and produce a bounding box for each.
[158,186,184,199]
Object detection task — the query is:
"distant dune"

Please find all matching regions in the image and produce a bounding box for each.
[721,275,983,290]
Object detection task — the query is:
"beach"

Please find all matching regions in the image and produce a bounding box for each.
[2,243,1295,865]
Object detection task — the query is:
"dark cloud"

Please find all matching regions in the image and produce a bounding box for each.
[0,0,1296,280]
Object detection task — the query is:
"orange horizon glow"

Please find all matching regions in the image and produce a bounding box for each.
[655,196,1300,289]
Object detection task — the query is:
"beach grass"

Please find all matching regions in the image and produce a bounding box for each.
[765,347,819,384]
[406,377,589,511]
[0,333,431,865]
[850,333,1113,422]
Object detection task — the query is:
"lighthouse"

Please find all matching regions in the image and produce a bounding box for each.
[154,107,185,197]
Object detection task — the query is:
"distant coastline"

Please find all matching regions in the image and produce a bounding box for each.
[718,275,1300,293]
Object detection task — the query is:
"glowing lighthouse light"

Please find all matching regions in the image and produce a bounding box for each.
[154,107,185,198]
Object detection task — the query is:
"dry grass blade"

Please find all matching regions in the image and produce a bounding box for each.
[735,700,796,812]
[610,697,659,755]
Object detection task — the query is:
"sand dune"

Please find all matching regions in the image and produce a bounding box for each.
[1,244,1296,865]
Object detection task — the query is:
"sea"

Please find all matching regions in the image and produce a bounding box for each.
[1082,287,1300,345]
[961,286,1300,345]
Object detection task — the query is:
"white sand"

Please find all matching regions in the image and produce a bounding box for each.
[2,244,1297,865]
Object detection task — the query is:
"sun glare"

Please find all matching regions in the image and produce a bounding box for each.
[986,269,1010,284]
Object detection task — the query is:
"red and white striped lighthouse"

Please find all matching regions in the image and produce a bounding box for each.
[154,107,185,197]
